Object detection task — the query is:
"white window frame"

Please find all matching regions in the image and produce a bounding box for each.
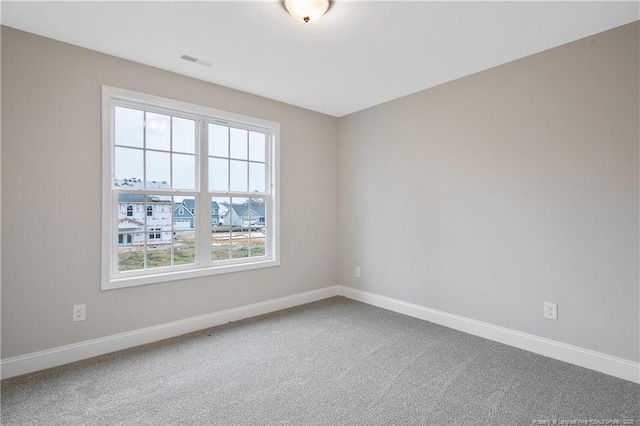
[101,86,280,290]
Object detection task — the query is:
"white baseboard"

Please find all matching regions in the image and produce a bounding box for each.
[1,285,341,380]
[338,286,640,384]
[4,284,638,384]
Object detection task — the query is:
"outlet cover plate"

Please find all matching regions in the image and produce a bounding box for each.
[73,304,86,322]
[544,302,557,320]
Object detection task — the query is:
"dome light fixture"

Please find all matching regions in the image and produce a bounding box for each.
[281,0,334,24]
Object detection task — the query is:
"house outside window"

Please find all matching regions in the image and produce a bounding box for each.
[102,86,280,290]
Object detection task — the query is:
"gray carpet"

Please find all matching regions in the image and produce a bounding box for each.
[2,297,639,425]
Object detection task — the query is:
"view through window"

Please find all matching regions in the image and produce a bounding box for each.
[102,86,279,289]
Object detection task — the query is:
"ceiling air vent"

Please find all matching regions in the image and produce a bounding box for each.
[180,54,198,63]
[180,54,213,68]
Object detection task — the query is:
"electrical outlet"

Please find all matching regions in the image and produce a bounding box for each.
[73,304,86,322]
[544,302,557,320]
[355,267,360,278]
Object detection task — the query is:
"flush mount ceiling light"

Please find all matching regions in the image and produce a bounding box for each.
[280,0,334,23]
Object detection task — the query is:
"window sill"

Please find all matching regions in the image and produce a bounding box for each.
[102,258,280,290]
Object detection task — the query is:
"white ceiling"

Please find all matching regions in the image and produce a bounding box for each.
[2,1,638,117]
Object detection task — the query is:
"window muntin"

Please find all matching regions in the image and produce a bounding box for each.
[102,86,279,290]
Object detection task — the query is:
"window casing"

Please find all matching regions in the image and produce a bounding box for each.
[102,86,280,290]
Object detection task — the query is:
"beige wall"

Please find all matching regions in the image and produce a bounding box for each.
[2,21,639,365]
[1,27,338,358]
[338,22,639,361]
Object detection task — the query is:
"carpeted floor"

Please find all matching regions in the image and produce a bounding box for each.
[1,297,639,425]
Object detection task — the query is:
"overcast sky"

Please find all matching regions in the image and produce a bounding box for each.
[114,106,266,194]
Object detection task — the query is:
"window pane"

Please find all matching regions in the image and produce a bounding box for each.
[173,154,196,190]
[251,231,266,257]
[213,196,230,227]
[118,233,145,271]
[208,124,228,158]
[115,147,143,184]
[146,151,171,187]
[249,198,266,257]
[147,233,171,268]
[212,196,230,261]
[230,160,248,192]
[174,231,196,265]
[231,234,250,259]
[118,194,145,224]
[212,197,230,260]
[209,158,229,192]
[172,117,195,154]
[146,112,171,151]
[145,195,171,231]
[212,233,230,261]
[249,131,265,162]
[230,197,250,260]
[251,229,266,257]
[249,162,265,193]
[115,107,143,148]
[173,197,196,230]
[230,197,249,226]
[230,128,248,160]
[211,197,221,227]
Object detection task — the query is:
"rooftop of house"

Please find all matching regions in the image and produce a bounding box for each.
[182,199,220,211]
[229,204,266,217]
[118,194,171,203]
[114,178,169,188]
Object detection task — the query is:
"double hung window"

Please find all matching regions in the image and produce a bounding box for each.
[102,86,279,290]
